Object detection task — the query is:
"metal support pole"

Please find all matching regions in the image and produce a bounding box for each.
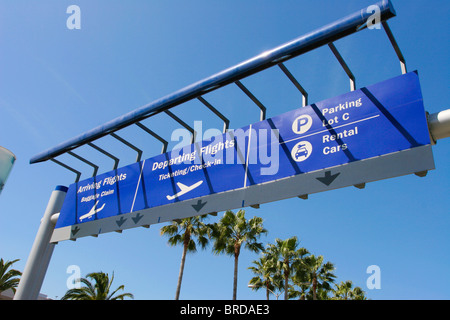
[328,42,356,91]
[135,122,169,154]
[14,185,68,300]
[164,110,197,143]
[68,151,99,177]
[428,109,450,144]
[50,159,81,183]
[382,21,407,74]
[29,241,56,299]
[110,132,143,162]
[88,142,120,170]
[235,80,266,121]
[277,63,308,107]
[197,96,230,133]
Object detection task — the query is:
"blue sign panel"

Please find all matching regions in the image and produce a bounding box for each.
[56,162,146,228]
[55,72,432,232]
[141,128,248,208]
[246,71,430,186]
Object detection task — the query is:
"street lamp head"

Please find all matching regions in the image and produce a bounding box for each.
[0,146,16,195]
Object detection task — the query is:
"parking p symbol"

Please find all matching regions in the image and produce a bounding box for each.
[292,114,313,134]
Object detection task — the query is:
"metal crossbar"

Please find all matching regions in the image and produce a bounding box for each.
[30,1,404,182]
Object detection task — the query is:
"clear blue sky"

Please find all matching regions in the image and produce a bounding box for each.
[0,0,449,300]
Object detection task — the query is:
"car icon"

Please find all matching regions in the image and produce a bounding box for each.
[295,144,308,159]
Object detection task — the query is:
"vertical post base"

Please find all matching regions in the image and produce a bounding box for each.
[14,185,67,300]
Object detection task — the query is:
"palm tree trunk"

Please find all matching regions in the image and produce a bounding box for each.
[284,264,289,300]
[284,273,289,300]
[175,242,188,300]
[312,277,317,300]
[233,254,238,300]
[233,245,241,300]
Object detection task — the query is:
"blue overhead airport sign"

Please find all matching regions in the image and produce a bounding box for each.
[52,72,435,242]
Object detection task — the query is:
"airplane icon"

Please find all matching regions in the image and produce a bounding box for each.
[166,180,203,201]
[79,200,105,222]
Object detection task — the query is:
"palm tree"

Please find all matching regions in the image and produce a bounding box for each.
[290,265,311,300]
[248,250,283,300]
[0,258,22,294]
[301,254,336,300]
[160,214,210,300]
[333,280,367,300]
[61,271,133,300]
[267,237,309,300]
[211,210,267,300]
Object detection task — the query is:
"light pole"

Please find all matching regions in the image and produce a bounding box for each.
[248,284,282,300]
